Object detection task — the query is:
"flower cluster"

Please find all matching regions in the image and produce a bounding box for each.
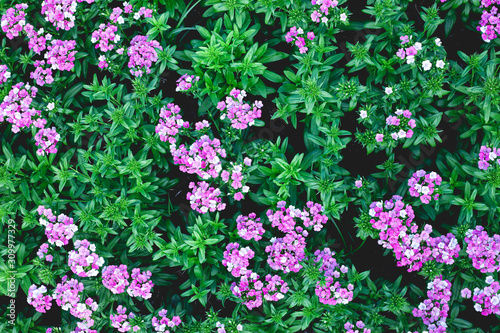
[91,23,120,53]
[37,243,53,262]
[266,230,307,273]
[35,127,61,156]
[127,35,162,77]
[171,135,226,179]
[267,200,328,233]
[152,309,182,332]
[396,35,446,71]
[0,64,11,84]
[53,276,83,311]
[24,25,51,54]
[1,3,28,39]
[0,82,41,133]
[195,120,210,131]
[41,0,81,31]
[110,7,125,24]
[37,202,78,247]
[315,275,354,305]
[464,225,500,273]
[477,1,500,42]
[70,297,98,330]
[396,35,422,65]
[344,321,371,333]
[221,161,251,200]
[155,103,189,145]
[314,247,344,278]
[133,6,153,20]
[38,205,77,246]
[230,271,264,310]
[313,247,353,305]
[222,242,255,277]
[264,201,327,273]
[217,88,263,130]
[27,285,53,313]
[110,305,140,332]
[478,145,500,170]
[30,60,54,86]
[45,39,77,71]
[67,239,104,277]
[310,0,346,24]
[102,265,130,294]
[412,275,452,333]
[262,274,288,301]
[127,268,154,299]
[383,109,416,141]
[285,26,315,53]
[176,74,199,92]
[408,170,442,204]
[236,213,265,241]
[463,276,500,316]
[186,181,226,214]
[369,195,460,272]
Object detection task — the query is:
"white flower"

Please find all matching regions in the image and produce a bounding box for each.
[414,42,422,51]
[406,55,415,64]
[4,71,11,79]
[19,20,25,26]
[134,12,141,20]
[55,240,63,247]
[385,87,393,95]
[237,324,243,331]
[436,60,445,69]
[395,109,403,115]
[89,244,96,251]
[1,20,8,27]
[369,208,376,217]
[486,276,495,284]
[117,16,124,24]
[45,33,52,41]
[340,13,347,22]
[429,171,438,179]
[435,38,442,46]
[242,185,249,193]
[481,26,487,33]
[47,102,55,110]
[321,17,328,23]
[421,186,430,195]
[360,110,367,118]
[400,210,407,218]
[422,60,432,71]
[397,129,406,138]
[297,28,304,35]
[114,35,121,43]
[98,55,106,62]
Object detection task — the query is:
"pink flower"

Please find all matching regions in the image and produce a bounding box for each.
[307,32,315,41]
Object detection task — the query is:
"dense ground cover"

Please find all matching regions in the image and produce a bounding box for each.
[2,0,500,332]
